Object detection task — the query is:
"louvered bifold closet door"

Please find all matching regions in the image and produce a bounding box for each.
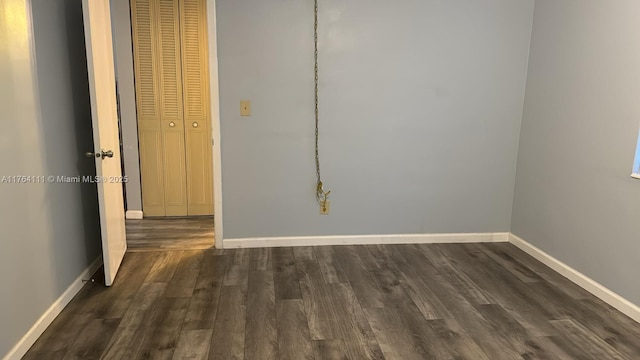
[131,0,165,216]
[181,0,214,215]
[132,0,188,216]
[157,0,188,216]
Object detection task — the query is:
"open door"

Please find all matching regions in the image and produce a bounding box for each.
[82,0,127,286]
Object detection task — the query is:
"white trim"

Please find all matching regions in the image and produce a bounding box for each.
[223,232,509,249]
[631,173,640,180]
[125,210,143,220]
[3,257,103,360]
[206,0,223,249]
[509,233,640,323]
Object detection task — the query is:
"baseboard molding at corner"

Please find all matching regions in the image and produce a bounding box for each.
[223,232,509,249]
[2,257,103,360]
[125,210,143,220]
[508,233,640,324]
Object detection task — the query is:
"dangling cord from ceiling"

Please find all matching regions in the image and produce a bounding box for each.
[314,0,331,209]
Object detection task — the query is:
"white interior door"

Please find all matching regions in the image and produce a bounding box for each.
[82,0,127,286]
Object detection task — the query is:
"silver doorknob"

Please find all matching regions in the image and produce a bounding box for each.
[169,121,176,127]
[101,150,114,158]
[86,150,113,159]
[192,122,199,128]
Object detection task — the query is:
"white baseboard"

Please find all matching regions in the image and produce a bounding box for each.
[223,232,509,249]
[3,257,103,360]
[509,233,640,323]
[125,210,143,220]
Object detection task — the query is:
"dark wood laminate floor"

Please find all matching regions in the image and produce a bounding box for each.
[126,216,215,251]
[23,243,640,359]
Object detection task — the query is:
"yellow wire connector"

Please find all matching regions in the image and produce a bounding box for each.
[316,181,331,210]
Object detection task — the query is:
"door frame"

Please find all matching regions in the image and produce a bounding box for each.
[206,0,224,248]
[121,0,223,247]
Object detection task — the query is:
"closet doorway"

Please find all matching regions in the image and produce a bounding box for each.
[131,0,214,218]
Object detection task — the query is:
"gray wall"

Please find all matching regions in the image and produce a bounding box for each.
[0,0,101,355]
[216,0,535,238]
[512,0,640,305]
[111,0,142,213]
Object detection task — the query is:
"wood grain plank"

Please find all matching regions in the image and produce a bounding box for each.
[477,243,544,283]
[182,254,226,330]
[62,318,120,360]
[366,305,437,360]
[426,319,490,360]
[363,244,404,273]
[312,339,348,360]
[144,251,185,283]
[417,244,495,305]
[26,312,96,354]
[367,268,449,360]
[527,281,640,358]
[432,244,560,337]
[276,299,314,360]
[182,286,222,331]
[313,246,348,284]
[195,252,227,289]
[379,245,454,320]
[549,319,627,360]
[223,248,250,286]
[205,248,225,256]
[209,285,247,360]
[393,245,523,359]
[330,283,385,360]
[164,250,204,297]
[126,217,214,251]
[532,336,586,359]
[133,297,190,360]
[332,246,385,309]
[171,329,212,360]
[101,252,162,318]
[293,246,316,262]
[22,350,67,360]
[476,304,563,360]
[296,259,340,340]
[101,283,167,360]
[581,297,640,341]
[245,271,278,360]
[249,247,272,271]
[273,247,302,300]
[490,243,593,300]
[353,245,382,271]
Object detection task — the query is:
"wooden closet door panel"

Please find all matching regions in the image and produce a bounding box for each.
[180,0,214,215]
[157,0,188,215]
[157,0,183,123]
[185,128,213,215]
[131,0,165,216]
[138,127,165,216]
[163,122,189,215]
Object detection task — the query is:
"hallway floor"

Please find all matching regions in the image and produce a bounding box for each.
[23,243,640,359]
[125,216,214,251]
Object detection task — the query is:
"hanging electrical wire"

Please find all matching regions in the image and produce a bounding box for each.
[314,0,330,211]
